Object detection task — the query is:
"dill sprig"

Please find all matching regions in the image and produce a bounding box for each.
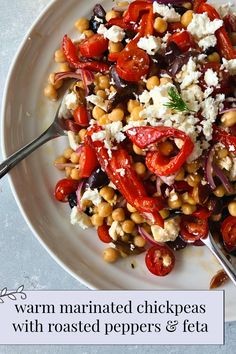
[164,87,192,113]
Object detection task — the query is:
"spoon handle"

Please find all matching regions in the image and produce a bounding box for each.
[0,124,59,179]
[205,232,236,286]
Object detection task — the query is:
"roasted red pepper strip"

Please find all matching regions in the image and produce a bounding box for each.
[62,35,109,73]
[123,1,152,23]
[86,126,164,227]
[107,17,137,32]
[108,52,120,62]
[213,126,236,155]
[127,127,194,177]
[193,0,206,12]
[197,3,236,60]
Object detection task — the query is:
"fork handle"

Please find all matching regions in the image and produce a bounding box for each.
[0,125,59,179]
[207,233,236,286]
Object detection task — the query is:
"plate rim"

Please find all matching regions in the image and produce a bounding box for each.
[1,0,235,322]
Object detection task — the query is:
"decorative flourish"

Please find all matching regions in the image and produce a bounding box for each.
[165,87,192,113]
[0,285,27,303]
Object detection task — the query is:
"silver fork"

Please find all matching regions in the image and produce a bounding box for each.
[0,96,68,179]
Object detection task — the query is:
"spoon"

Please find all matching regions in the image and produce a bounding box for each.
[0,93,69,179]
[167,211,236,286]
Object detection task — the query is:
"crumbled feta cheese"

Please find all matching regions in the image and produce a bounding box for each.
[230,158,236,181]
[222,58,236,75]
[137,35,161,55]
[81,188,102,207]
[86,94,108,111]
[153,3,180,22]
[178,58,202,89]
[151,218,180,243]
[198,35,217,51]
[201,94,225,140]
[70,207,91,229]
[65,92,78,110]
[91,131,106,142]
[204,69,219,87]
[98,24,125,43]
[109,221,124,241]
[218,156,233,171]
[117,168,126,177]
[187,13,223,39]
[68,131,80,151]
[188,140,202,163]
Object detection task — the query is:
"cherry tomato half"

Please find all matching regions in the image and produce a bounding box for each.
[97,224,113,243]
[73,105,89,127]
[180,216,209,242]
[54,179,79,202]
[78,145,99,178]
[145,245,175,276]
[221,216,236,250]
[79,34,108,58]
[199,62,230,95]
[168,31,194,52]
[116,47,150,82]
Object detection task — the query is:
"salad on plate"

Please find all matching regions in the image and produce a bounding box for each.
[43,0,236,286]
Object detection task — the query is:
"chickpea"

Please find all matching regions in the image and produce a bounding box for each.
[100,186,115,201]
[133,144,145,156]
[134,235,146,248]
[185,161,200,174]
[131,212,144,224]
[127,203,137,213]
[44,84,58,101]
[98,114,109,125]
[207,52,221,63]
[70,152,80,164]
[228,201,236,216]
[154,17,168,33]
[112,208,125,222]
[78,129,87,142]
[97,90,107,99]
[182,192,196,206]
[54,156,67,170]
[130,106,143,121]
[175,167,185,181]
[186,173,201,187]
[146,76,160,91]
[70,168,81,180]
[122,220,135,234]
[98,75,110,90]
[213,185,226,198]
[54,49,66,63]
[48,73,63,89]
[109,41,124,53]
[103,247,119,263]
[63,147,73,159]
[117,1,129,6]
[92,106,105,120]
[74,18,89,32]
[159,141,174,157]
[230,32,236,46]
[83,30,94,38]
[182,2,192,9]
[91,214,104,227]
[134,162,146,175]
[108,108,124,122]
[192,186,200,204]
[221,111,236,127]
[105,10,121,22]
[127,99,140,113]
[98,202,113,217]
[217,148,228,159]
[160,77,172,86]
[181,10,193,27]
[159,209,170,219]
[182,204,197,215]
[65,167,73,177]
[59,63,70,72]
[106,215,114,226]
[168,192,182,209]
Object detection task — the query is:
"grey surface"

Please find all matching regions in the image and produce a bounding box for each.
[0,0,236,353]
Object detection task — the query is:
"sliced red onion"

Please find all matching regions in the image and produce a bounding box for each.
[219,107,236,115]
[54,71,82,83]
[205,147,216,190]
[156,177,162,195]
[76,144,84,155]
[116,196,127,208]
[76,180,85,211]
[138,226,159,246]
[77,69,94,96]
[212,163,234,194]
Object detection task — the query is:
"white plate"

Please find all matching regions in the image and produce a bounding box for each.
[1,0,236,320]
